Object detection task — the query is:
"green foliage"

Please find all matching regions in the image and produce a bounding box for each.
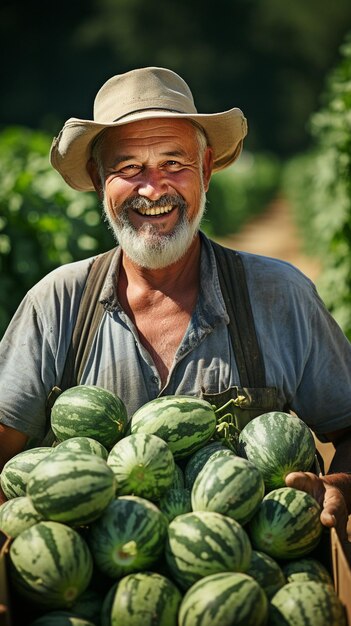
[283,34,351,337]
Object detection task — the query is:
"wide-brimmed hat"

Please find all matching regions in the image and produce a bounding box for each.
[50,66,248,192]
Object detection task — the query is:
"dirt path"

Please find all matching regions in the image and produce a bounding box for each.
[215,197,336,471]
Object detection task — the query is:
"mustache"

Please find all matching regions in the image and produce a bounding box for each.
[119,193,188,213]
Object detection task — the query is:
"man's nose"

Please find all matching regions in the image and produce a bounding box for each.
[136,168,169,200]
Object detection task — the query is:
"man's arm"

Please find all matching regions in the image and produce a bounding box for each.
[0,423,28,504]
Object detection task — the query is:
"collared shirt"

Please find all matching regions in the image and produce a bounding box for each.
[1,233,351,443]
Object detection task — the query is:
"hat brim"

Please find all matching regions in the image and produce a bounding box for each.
[50,108,248,192]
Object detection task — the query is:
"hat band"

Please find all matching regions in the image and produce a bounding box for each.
[113,106,187,122]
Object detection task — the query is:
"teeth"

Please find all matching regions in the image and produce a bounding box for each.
[138,205,173,216]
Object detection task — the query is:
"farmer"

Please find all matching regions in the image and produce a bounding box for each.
[0,67,351,542]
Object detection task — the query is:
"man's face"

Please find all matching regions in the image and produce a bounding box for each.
[92,118,213,269]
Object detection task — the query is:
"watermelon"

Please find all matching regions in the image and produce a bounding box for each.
[184,441,235,489]
[191,455,265,525]
[249,487,323,559]
[103,572,182,626]
[246,550,286,599]
[0,496,43,538]
[165,511,252,590]
[9,521,93,609]
[178,571,268,626]
[29,613,95,626]
[238,411,316,490]
[0,446,53,499]
[88,495,168,578]
[269,580,347,625]
[107,432,175,500]
[26,450,116,526]
[55,436,108,460]
[50,385,127,449]
[158,488,192,522]
[282,557,334,585]
[172,463,185,489]
[130,395,217,459]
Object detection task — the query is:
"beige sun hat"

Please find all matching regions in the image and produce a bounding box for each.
[50,66,248,192]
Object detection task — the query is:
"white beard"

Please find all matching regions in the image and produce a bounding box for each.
[102,188,207,270]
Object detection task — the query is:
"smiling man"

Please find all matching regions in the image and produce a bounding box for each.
[1,67,351,543]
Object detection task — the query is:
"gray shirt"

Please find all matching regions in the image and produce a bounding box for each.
[1,233,351,443]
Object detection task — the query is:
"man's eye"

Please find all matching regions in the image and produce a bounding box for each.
[116,164,141,176]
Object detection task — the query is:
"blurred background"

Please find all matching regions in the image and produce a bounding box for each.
[1,0,351,339]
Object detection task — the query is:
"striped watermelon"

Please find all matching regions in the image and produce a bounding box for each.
[282,557,334,585]
[9,521,93,609]
[249,487,323,559]
[88,495,168,578]
[107,433,175,500]
[158,488,192,522]
[184,441,235,489]
[50,385,127,449]
[55,436,108,460]
[29,612,95,626]
[178,572,268,626]
[26,450,116,526]
[130,395,217,459]
[246,550,286,599]
[269,581,347,625]
[165,511,252,590]
[0,446,53,499]
[238,411,316,490]
[0,496,43,538]
[191,455,265,525]
[172,463,185,489]
[103,572,182,626]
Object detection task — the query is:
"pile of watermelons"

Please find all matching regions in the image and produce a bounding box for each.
[0,385,347,626]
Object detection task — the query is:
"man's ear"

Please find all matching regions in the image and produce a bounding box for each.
[86,158,103,199]
[202,147,214,192]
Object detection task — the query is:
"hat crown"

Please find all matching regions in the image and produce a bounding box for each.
[94,67,198,124]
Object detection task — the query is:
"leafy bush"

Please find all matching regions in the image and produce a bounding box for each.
[283,33,351,337]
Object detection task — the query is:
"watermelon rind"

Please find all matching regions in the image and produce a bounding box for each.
[54,436,108,460]
[269,580,347,625]
[0,496,43,538]
[130,395,217,458]
[50,385,127,449]
[29,612,95,626]
[171,463,185,489]
[248,487,323,559]
[107,572,182,626]
[88,496,168,578]
[191,455,265,525]
[282,557,334,585]
[107,432,175,500]
[158,488,192,522]
[0,447,53,499]
[26,450,116,526]
[9,521,93,609]
[178,571,268,626]
[246,550,286,599]
[238,411,316,490]
[184,441,234,489]
[165,511,252,590]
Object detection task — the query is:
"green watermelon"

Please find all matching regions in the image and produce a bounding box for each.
[50,385,127,449]
[282,557,334,585]
[184,441,234,489]
[249,487,323,559]
[130,395,217,459]
[269,581,347,625]
[107,432,175,500]
[246,550,286,599]
[0,446,53,499]
[178,571,268,626]
[103,572,182,626]
[171,463,185,489]
[191,455,265,525]
[158,488,192,522]
[55,436,108,460]
[26,450,116,526]
[29,613,95,626]
[9,521,93,609]
[88,495,168,578]
[238,411,316,490]
[165,511,252,590]
[0,496,43,538]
